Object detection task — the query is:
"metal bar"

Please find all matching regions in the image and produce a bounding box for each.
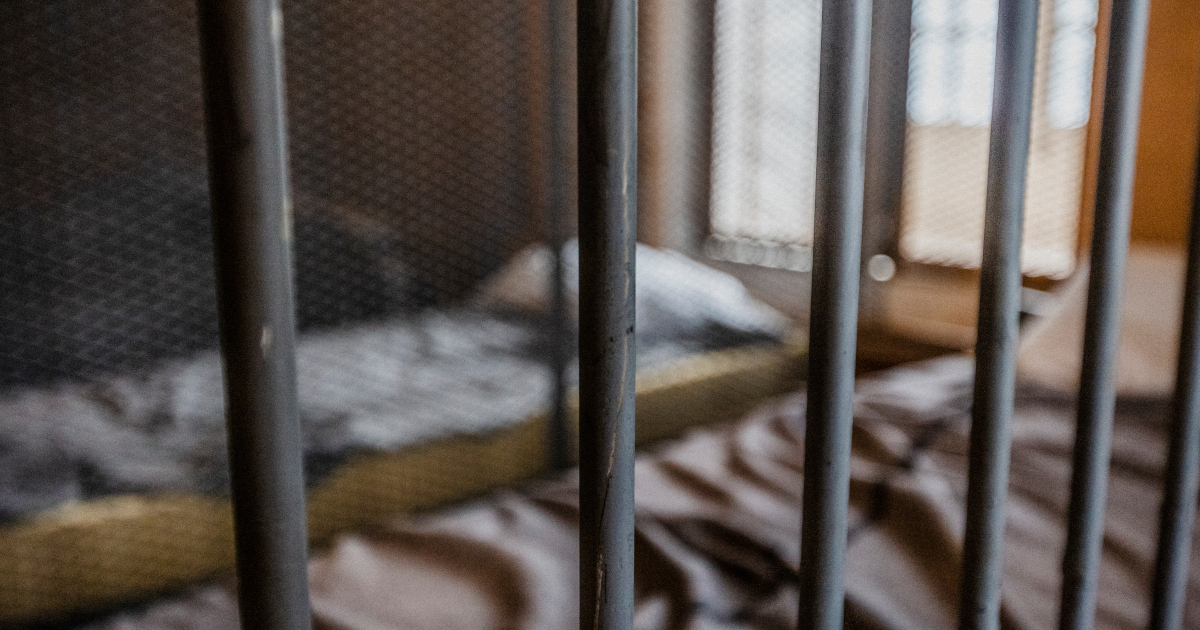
[690,0,718,256]
[861,0,911,243]
[797,0,871,627]
[576,0,637,628]
[195,1,312,629]
[958,1,1039,629]
[1058,1,1149,628]
[546,0,573,471]
[860,0,912,319]
[1149,70,1200,630]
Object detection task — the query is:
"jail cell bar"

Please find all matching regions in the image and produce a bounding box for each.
[1150,65,1200,630]
[797,1,872,629]
[576,0,638,629]
[1058,1,1150,629]
[182,1,1200,630]
[196,0,313,629]
[545,0,574,473]
[958,1,1039,630]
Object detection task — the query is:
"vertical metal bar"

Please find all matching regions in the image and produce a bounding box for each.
[958,2,1039,629]
[860,0,912,319]
[797,0,871,628]
[196,1,312,629]
[546,0,573,471]
[689,0,718,256]
[1058,1,1149,628]
[1149,76,1200,630]
[576,0,637,628]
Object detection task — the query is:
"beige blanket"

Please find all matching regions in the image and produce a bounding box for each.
[95,355,1199,630]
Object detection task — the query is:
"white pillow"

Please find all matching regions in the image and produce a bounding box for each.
[473,240,791,344]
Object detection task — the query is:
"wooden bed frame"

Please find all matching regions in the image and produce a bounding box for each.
[0,339,806,625]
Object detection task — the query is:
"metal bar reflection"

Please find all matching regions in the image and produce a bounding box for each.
[958,1,1039,629]
[1058,1,1149,628]
[797,0,871,628]
[576,0,637,628]
[195,0,312,629]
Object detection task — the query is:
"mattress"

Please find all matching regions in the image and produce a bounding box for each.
[0,340,808,625]
[0,240,802,625]
[85,355,1200,630]
[0,241,790,522]
[0,309,763,520]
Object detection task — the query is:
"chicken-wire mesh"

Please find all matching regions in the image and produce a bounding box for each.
[0,0,547,511]
[0,0,535,394]
[0,0,807,624]
[0,0,540,622]
[0,0,213,391]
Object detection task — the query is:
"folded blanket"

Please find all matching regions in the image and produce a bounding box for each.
[91,356,1199,630]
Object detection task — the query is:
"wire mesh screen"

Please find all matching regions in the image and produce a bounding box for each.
[0,0,535,393]
[0,0,812,624]
[706,0,1094,279]
[0,0,213,391]
[0,0,543,621]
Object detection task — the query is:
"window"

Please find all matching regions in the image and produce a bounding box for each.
[1048,0,1099,130]
[901,0,1097,277]
[708,0,1099,279]
[708,0,820,268]
[908,0,1000,128]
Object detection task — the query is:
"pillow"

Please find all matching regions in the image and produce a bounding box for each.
[1016,244,1185,397]
[473,240,792,347]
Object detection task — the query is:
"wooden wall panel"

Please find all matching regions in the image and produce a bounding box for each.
[1131,0,1200,245]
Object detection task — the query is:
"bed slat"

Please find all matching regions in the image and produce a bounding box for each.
[576,0,637,628]
[1149,64,1200,630]
[797,1,871,628]
[958,1,1039,629]
[1059,1,1150,628]
[196,0,313,629]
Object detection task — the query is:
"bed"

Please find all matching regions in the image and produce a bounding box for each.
[0,241,806,625]
[82,356,1198,630]
[68,247,1200,630]
[0,0,1177,625]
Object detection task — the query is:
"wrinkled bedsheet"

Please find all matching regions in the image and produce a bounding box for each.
[93,356,1200,630]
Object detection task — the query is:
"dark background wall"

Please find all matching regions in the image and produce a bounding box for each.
[0,0,547,387]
